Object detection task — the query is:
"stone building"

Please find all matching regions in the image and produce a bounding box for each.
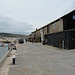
[30,10,75,49]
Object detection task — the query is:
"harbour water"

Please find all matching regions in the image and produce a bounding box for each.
[0,44,8,60]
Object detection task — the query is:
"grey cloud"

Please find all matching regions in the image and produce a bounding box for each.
[0,15,34,35]
[0,0,74,32]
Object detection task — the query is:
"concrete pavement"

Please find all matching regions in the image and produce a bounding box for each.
[7,42,75,75]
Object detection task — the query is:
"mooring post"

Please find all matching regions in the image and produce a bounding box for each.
[12,55,15,65]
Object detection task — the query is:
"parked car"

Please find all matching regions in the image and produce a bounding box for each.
[18,39,24,44]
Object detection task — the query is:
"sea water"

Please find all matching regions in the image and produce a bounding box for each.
[0,44,8,59]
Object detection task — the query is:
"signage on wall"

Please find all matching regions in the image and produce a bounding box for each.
[73,15,75,19]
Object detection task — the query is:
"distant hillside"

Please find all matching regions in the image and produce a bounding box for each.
[0,33,26,38]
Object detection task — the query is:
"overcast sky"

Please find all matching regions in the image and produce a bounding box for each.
[0,0,75,35]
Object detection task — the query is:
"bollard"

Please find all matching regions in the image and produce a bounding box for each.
[12,55,15,65]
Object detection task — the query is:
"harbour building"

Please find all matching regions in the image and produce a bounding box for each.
[30,10,75,49]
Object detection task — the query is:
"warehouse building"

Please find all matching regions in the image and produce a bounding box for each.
[30,10,75,49]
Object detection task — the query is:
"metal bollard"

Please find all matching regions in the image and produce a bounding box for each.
[12,55,15,65]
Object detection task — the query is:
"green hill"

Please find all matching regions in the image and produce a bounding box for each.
[0,33,26,38]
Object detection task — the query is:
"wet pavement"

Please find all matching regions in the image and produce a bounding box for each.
[8,42,75,75]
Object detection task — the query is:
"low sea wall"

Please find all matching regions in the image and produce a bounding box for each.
[0,42,17,67]
[0,48,11,67]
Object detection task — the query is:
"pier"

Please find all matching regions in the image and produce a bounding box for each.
[0,42,75,75]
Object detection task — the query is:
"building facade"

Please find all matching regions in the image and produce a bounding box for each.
[30,10,75,49]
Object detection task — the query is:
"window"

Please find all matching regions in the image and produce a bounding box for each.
[53,23,56,29]
[73,15,75,20]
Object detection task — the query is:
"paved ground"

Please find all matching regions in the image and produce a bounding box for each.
[2,42,75,75]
